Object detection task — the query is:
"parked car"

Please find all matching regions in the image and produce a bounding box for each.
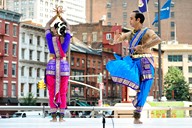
[11,111,43,118]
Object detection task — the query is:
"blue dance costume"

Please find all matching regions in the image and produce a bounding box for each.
[106,28,154,112]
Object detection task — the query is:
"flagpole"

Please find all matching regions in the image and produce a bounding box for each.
[158,0,162,101]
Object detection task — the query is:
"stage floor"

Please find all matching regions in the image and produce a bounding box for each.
[0,118,192,128]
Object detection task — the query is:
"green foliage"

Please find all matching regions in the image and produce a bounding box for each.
[21,93,37,106]
[164,66,190,101]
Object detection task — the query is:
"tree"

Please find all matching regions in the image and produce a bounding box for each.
[164,66,190,101]
[21,93,37,106]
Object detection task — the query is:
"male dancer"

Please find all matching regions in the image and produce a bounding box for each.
[45,6,71,122]
[107,10,161,124]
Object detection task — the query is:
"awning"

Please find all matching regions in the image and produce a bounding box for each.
[0,97,19,104]
[76,101,91,106]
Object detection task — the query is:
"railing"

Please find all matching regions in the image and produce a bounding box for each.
[1,106,192,118]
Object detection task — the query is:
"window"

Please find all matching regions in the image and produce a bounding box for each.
[13,25,17,36]
[37,85,40,97]
[171,12,175,18]
[71,71,75,80]
[37,36,40,46]
[22,32,25,43]
[3,83,8,96]
[170,22,175,28]
[189,78,192,84]
[29,83,32,93]
[171,31,175,40]
[5,23,9,35]
[76,58,80,67]
[4,42,9,55]
[123,12,127,19]
[82,59,85,68]
[71,57,74,66]
[71,70,84,81]
[107,12,111,18]
[82,33,87,43]
[103,58,106,65]
[21,83,24,96]
[29,50,33,60]
[188,55,192,62]
[37,51,41,61]
[87,60,90,67]
[154,2,158,7]
[123,22,127,27]
[171,2,175,7]
[108,86,111,97]
[106,2,111,8]
[189,67,192,73]
[12,83,16,97]
[29,34,33,44]
[122,2,127,8]
[71,86,84,97]
[21,66,25,76]
[4,62,8,76]
[98,61,101,69]
[75,72,80,81]
[12,63,16,76]
[106,33,112,40]
[168,55,182,62]
[44,52,48,62]
[44,88,47,97]
[29,67,33,77]
[93,60,96,68]
[22,48,25,59]
[154,22,158,28]
[37,68,40,77]
[12,44,17,56]
[92,32,97,42]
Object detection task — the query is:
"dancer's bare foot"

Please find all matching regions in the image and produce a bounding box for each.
[59,118,65,122]
[134,119,143,124]
[50,118,57,122]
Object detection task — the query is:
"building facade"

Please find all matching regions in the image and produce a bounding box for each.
[0,9,21,106]
[18,21,49,105]
[86,0,192,45]
[70,22,123,105]
[6,0,86,26]
[160,42,192,95]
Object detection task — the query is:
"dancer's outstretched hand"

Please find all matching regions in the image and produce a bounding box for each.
[58,6,64,14]
[53,6,59,15]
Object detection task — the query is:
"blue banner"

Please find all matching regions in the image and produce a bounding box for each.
[138,0,149,13]
[152,0,171,25]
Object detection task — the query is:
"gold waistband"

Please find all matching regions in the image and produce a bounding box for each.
[131,54,152,58]
[49,54,66,60]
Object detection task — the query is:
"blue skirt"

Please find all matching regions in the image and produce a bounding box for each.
[106,54,140,90]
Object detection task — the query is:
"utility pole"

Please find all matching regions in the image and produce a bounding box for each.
[158,0,162,101]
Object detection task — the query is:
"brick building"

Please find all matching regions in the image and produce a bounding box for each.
[0,9,21,107]
[70,21,162,104]
[86,0,192,45]
[70,21,123,105]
